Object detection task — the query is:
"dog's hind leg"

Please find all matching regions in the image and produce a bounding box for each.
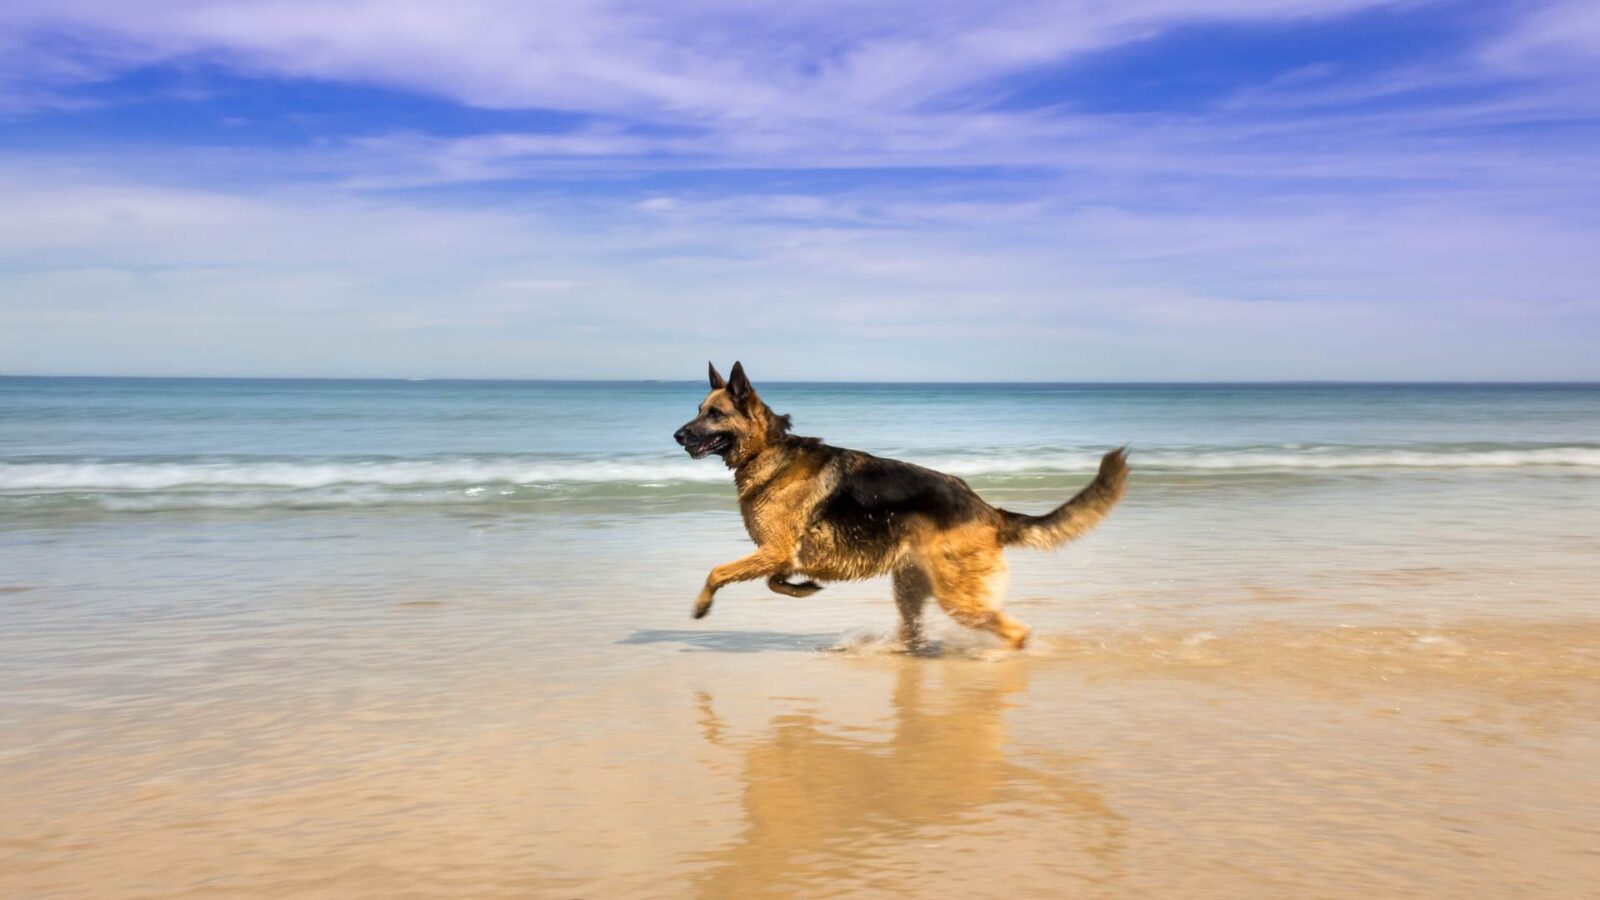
[893,565,933,651]
[766,574,823,598]
[926,546,1030,649]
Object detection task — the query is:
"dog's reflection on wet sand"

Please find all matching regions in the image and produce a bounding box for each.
[690,660,1125,895]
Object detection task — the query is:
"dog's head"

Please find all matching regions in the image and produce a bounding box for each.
[674,361,783,465]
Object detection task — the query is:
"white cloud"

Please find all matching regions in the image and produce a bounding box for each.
[0,0,1405,116]
[1484,0,1600,72]
[4,1,1592,196]
[0,2,1596,379]
[2,159,1595,379]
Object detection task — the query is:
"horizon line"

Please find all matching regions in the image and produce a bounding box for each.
[4,374,1598,387]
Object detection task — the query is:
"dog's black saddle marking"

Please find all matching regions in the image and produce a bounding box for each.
[816,454,984,550]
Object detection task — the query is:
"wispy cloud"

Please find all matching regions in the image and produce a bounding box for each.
[1483,0,1600,71]
[0,1,1406,113]
[0,1,1595,378]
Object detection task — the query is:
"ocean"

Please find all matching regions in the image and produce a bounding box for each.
[5,378,1598,515]
[3,377,1597,897]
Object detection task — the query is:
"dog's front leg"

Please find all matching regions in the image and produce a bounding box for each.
[694,546,787,619]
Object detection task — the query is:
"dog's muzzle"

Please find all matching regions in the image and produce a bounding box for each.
[674,425,731,459]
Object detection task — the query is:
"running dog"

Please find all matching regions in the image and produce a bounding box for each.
[673,362,1128,649]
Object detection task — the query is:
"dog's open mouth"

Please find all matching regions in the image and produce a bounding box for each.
[687,434,733,459]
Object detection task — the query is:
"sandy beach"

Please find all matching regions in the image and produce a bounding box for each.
[5,611,1597,898]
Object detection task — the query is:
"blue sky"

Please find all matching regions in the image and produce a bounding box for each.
[0,0,1596,380]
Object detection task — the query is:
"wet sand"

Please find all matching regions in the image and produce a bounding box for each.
[4,441,1598,898]
[5,615,1597,898]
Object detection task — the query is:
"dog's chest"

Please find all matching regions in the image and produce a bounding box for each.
[739,474,819,548]
[741,493,796,546]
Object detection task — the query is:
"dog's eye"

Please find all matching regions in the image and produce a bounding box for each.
[705,409,724,421]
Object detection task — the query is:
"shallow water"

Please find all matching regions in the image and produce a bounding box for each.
[2,378,1598,897]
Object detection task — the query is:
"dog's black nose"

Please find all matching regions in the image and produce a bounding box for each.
[674,426,690,446]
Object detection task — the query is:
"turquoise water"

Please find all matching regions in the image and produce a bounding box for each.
[3,377,1597,516]
[1,377,1595,638]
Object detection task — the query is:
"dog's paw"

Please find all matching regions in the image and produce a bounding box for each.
[692,593,714,619]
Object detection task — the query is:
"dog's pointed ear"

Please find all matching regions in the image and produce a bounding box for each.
[708,362,726,391]
[727,361,754,405]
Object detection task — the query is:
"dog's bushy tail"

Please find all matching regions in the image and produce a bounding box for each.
[998,447,1129,550]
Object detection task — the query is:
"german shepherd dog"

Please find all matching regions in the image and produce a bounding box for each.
[674,362,1129,650]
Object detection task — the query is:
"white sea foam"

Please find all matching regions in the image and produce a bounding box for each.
[1,446,1595,495]
[93,486,473,512]
[1136,447,1600,471]
[0,458,727,491]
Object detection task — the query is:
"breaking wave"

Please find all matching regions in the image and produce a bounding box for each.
[4,445,1598,490]
[1,444,1593,514]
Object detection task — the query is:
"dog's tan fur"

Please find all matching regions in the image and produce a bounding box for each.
[676,362,1128,649]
